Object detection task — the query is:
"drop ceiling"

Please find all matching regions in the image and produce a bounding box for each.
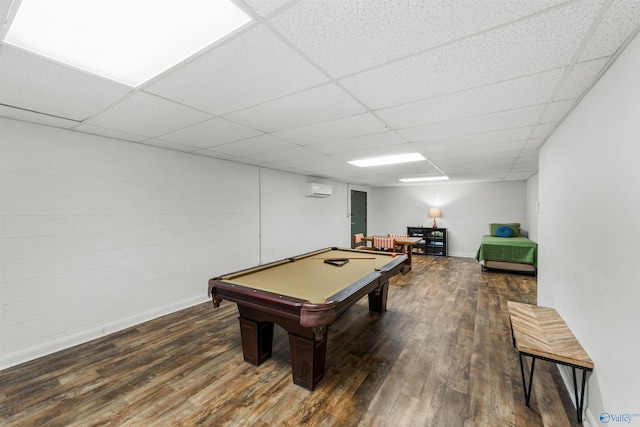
[1,0,639,187]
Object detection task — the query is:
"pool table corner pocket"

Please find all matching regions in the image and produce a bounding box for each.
[300,302,337,341]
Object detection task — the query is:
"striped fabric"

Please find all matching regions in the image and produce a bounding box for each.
[388,234,408,252]
[373,237,396,250]
[353,233,369,250]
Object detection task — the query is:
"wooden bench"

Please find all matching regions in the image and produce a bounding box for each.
[507,301,594,425]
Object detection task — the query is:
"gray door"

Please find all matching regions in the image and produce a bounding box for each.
[350,190,367,247]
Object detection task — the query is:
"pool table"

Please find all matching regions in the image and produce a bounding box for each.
[207,247,407,390]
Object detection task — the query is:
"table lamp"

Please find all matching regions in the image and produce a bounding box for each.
[428,208,441,228]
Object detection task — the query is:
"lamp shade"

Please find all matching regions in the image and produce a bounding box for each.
[428,208,441,218]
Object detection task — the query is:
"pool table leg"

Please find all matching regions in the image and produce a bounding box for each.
[368,281,388,313]
[289,330,328,390]
[238,317,274,366]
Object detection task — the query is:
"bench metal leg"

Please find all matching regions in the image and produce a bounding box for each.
[519,353,589,425]
[518,353,536,406]
[573,367,588,425]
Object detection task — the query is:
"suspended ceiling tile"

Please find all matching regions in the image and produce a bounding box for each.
[225,156,267,167]
[1,0,636,187]
[525,138,546,149]
[434,164,514,175]
[208,134,299,157]
[269,155,342,171]
[441,163,513,172]
[376,67,565,129]
[237,145,320,163]
[309,166,355,178]
[469,150,523,160]
[308,131,406,155]
[517,149,540,159]
[429,148,523,162]
[85,92,212,137]
[269,0,568,78]
[0,105,78,129]
[73,123,148,142]
[190,149,238,160]
[512,160,539,171]
[554,57,611,100]
[540,99,576,123]
[511,166,539,174]
[517,161,539,170]
[440,157,517,168]
[432,162,511,173]
[316,163,375,175]
[505,171,537,180]
[448,173,509,181]
[242,0,294,17]
[0,45,132,121]
[145,25,328,116]
[272,112,389,145]
[429,140,526,156]
[449,164,512,172]
[531,122,557,138]
[398,104,545,143]
[411,127,534,152]
[340,1,602,109]
[0,1,11,24]
[138,139,198,153]
[579,0,640,61]
[272,165,314,175]
[224,83,367,132]
[159,117,264,148]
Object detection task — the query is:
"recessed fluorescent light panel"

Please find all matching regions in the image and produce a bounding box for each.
[3,0,252,87]
[348,153,426,167]
[399,176,450,183]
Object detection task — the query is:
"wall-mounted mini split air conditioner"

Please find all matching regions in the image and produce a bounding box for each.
[305,183,333,197]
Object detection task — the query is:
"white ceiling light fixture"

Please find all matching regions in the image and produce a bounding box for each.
[3,0,252,87]
[399,176,450,183]
[348,152,426,167]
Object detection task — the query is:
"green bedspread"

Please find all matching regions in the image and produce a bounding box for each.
[475,236,537,267]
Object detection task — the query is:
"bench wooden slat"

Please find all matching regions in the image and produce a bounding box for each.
[507,301,593,370]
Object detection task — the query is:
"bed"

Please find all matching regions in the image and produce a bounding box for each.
[475,223,537,275]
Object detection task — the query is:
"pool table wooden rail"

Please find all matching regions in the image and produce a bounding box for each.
[208,254,407,341]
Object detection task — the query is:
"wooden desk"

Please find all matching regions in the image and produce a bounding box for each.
[507,301,594,425]
[362,235,422,271]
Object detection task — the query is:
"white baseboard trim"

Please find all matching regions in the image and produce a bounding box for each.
[0,295,210,371]
[445,252,476,258]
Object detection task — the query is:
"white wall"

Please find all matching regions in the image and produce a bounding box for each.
[0,118,350,369]
[259,168,350,262]
[370,181,528,257]
[538,33,640,425]
[526,173,539,243]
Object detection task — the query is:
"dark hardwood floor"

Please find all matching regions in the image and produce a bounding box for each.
[0,256,580,426]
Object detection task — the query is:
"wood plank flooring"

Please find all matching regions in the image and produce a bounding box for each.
[0,256,581,426]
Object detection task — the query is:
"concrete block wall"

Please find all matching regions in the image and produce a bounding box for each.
[0,118,260,368]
